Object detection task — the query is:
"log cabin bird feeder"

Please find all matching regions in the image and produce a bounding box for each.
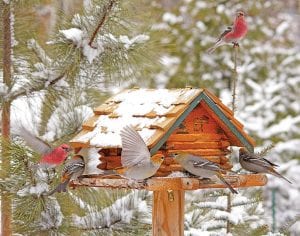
[70,88,267,236]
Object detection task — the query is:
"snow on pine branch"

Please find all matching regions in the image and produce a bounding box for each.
[37,198,63,230]
[60,28,150,63]
[72,190,151,229]
[28,39,52,66]
[60,28,104,63]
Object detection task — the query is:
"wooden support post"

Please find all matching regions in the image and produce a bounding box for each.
[152,190,185,236]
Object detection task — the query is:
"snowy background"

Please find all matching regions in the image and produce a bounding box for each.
[0,0,299,235]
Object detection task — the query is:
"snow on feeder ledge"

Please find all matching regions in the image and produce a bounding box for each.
[69,88,267,236]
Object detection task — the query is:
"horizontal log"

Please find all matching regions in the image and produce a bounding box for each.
[220,156,229,164]
[221,163,233,170]
[168,149,230,156]
[71,174,268,190]
[96,154,231,172]
[99,155,120,162]
[97,162,107,169]
[159,164,183,173]
[168,133,228,142]
[166,141,230,150]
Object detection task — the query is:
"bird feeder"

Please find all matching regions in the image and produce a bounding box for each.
[70,88,267,236]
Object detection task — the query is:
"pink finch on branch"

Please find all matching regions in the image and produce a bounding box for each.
[17,126,72,168]
[47,155,85,195]
[207,10,248,53]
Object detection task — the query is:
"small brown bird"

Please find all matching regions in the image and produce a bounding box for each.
[47,155,85,195]
[173,152,238,194]
[239,148,292,184]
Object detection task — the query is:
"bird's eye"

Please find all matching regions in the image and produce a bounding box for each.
[161,157,164,160]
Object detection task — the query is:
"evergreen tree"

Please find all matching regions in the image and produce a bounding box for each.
[1,0,160,234]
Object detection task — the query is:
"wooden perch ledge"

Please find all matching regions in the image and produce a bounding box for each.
[70,174,267,191]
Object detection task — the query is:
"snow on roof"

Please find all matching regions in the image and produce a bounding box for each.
[70,88,255,150]
[70,88,201,148]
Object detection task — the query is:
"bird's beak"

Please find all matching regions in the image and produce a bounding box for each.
[169,153,176,158]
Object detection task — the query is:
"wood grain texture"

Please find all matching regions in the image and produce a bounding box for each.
[71,174,268,190]
[166,141,230,149]
[168,148,230,156]
[152,190,184,236]
[168,133,226,142]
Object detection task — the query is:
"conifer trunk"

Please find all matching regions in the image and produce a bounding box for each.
[1,2,12,235]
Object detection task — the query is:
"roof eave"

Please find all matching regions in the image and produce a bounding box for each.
[150,91,254,155]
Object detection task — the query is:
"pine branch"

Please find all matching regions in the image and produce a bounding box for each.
[27,39,52,65]
[8,72,66,101]
[88,0,116,48]
[257,144,275,157]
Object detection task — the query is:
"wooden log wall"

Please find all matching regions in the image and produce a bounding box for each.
[97,103,234,176]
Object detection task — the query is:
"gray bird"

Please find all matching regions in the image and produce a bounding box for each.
[239,148,292,184]
[115,125,164,180]
[173,152,238,194]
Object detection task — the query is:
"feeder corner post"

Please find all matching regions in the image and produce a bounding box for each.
[152,189,185,236]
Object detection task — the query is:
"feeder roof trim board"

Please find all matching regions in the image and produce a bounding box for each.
[70,88,255,152]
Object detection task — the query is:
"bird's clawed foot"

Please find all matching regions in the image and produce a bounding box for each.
[137,179,149,187]
[233,42,240,48]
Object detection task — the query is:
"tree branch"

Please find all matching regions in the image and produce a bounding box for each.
[88,0,116,48]
[8,72,66,102]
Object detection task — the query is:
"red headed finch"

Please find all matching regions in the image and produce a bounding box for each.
[17,126,71,168]
[47,155,85,195]
[173,153,238,194]
[115,125,164,180]
[207,10,248,53]
[239,148,292,184]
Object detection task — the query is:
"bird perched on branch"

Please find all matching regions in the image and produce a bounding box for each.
[173,153,238,194]
[115,125,164,181]
[16,126,72,169]
[47,155,85,195]
[207,10,248,53]
[239,148,292,184]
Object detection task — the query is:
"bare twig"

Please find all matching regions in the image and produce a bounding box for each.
[231,44,239,113]
[227,43,239,234]
[258,144,275,157]
[88,0,116,48]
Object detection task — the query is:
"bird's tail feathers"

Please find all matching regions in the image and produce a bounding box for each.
[269,169,292,184]
[217,173,238,194]
[206,41,224,54]
[46,179,70,196]
[207,45,217,54]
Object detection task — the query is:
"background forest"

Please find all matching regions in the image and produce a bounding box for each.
[1,0,300,235]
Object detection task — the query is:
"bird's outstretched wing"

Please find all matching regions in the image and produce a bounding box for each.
[17,126,52,155]
[120,125,150,167]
